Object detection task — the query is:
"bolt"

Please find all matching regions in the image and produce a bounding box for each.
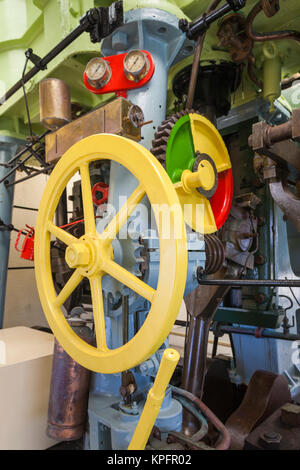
[259,431,282,449]
[255,254,266,265]
[178,18,188,32]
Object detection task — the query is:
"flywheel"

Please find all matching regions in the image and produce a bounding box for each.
[34,134,188,373]
[151,112,233,234]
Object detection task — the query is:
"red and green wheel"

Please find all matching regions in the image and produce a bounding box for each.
[151,112,233,234]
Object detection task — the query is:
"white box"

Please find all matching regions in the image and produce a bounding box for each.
[0,326,57,450]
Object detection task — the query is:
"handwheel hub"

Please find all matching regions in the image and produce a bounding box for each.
[181,159,216,194]
[65,235,114,276]
[65,243,90,268]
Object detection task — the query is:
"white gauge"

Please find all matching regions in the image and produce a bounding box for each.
[85,57,111,89]
[124,50,150,82]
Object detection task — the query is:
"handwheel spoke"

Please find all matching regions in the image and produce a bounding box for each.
[80,163,96,234]
[54,269,83,307]
[104,260,155,302]
[102,184,145,241]
[89,275,108,351]
[47,221,77,246]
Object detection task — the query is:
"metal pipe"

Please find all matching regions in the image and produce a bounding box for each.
[197,277,300,288]
[186,34,205,110]
[0,3,123,106]
[174,320,300,342]
[215,325,300,341]
[0,24,86,106]
[182,316,211,400]
[185,0,222,111]
[47,325,93,441]
[174,395,208,441]
[4,163,55,187]
[246,1,300,43]
[171,386,231,450]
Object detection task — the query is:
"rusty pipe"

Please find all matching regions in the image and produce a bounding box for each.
[186,0,222,110]
[171,386,231,450]
[47,323,94,441]
[246,1,300,43]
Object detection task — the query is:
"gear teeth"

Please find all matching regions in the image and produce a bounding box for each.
[151,136,169,147]
[150,109,199,169]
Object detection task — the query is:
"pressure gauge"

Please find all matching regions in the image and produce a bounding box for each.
[85,57,111,89]
[124,50,150,82]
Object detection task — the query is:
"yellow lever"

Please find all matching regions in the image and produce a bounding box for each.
[128,348,180,450]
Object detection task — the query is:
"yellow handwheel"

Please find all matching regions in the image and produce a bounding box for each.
[34,134,187,373]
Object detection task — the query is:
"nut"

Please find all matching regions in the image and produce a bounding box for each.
[259,431,282,449]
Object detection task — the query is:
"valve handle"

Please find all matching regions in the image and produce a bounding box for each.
[128,348,180,450]
[34,134,187,373]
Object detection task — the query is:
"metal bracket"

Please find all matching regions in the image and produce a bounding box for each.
[25,48,47,71]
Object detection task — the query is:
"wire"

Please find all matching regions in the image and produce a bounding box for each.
[21,54,33,137]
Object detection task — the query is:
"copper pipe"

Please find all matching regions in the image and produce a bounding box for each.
[186,34,206,110]
[47,325,93,441]
[246,1,300,43]
[171,386,231,450]
[247,55,263,90]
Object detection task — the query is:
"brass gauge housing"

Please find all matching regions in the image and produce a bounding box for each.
[85,57,112,89]
[124,50,150,82]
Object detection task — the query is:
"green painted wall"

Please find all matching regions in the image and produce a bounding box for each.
[0,0,299,138]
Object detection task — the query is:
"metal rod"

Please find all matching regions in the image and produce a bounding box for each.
[4,163,55,187]
[0,2,123,107]
[0,24,86,106]
[216,325,300,342]
[197,278,300,287]
[185,0,222,111]
[0,153,33,185]
[13,205,38,212]
[174,320,300,342]
[186,34,205,110]
[8,267,34,270]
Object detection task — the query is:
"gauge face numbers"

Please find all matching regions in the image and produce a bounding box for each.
[85,58,111,89]
[124,50,150,82]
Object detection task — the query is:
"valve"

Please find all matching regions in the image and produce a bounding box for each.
[92,182,109,206]
[128,348,180,450]
[34,134,188,373]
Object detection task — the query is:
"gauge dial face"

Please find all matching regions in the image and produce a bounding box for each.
[124,50,149,82]
[85,58,111,88]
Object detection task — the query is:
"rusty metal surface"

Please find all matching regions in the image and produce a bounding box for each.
[47,325,94,441]
[260,141,300,173]
[39,78,71,131]
[217,13,253,63]
[245,405,300,450]
[225,370,292,450]
[249,110,300,172]
[269,179,300,232]
[182,284,229,434]
[45,97,141,163]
